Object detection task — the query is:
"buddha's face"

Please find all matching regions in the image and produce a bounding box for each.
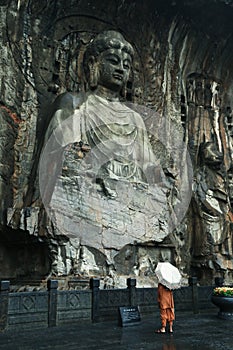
[96,47,132,92]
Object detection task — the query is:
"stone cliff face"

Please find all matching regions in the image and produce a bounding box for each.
[1,0,233,287]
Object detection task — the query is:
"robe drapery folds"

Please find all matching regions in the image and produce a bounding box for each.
[157,283,175,326]
[39,92,169,248]
[52,93,162,181]
[157,283,175,309]
[41,92,165,205]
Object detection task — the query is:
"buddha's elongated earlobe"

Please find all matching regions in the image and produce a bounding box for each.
[121,82,127,99]
[88,56,99,89]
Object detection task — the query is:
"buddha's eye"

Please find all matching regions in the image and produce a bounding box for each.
[106,55,119,65]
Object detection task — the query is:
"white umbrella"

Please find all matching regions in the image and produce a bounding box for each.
[155,262,181,290]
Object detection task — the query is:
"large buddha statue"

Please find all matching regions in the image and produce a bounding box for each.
[39,30,170,249]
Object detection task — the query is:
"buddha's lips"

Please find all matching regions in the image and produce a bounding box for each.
[113,74,123,80]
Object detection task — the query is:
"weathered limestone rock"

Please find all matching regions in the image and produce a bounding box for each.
[1,0,233,287]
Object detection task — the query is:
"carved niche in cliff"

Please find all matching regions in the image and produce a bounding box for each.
[0,1,194,282]
[183,72,233,283]
[37,29,192,257]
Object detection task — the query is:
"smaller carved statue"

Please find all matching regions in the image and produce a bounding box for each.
[204,82,212,108]
[194,79,204,106]
[211,82,221,110]
[186,79,195,104]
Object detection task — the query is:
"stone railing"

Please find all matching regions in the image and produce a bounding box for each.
[0,277,215,331]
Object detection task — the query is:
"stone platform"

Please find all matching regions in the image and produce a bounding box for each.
[0,309,232,350]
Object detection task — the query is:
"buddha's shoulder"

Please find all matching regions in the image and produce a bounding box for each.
[45,92,86,141]
[52,91,86,111]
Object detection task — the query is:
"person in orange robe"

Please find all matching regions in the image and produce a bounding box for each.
[156,283,175,333]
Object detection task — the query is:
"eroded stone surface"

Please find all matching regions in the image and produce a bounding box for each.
[1,0,233,286]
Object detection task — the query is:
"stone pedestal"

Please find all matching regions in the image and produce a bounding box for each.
[211,295,233,320]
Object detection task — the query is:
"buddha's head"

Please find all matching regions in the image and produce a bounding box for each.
[83,30,134,94]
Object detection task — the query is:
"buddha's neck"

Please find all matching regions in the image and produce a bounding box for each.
[95,85,120,101]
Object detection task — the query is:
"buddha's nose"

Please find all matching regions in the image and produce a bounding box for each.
[116,61,125,72]
[115,67,124,74]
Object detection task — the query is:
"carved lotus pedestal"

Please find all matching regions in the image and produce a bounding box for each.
[211,295,233,320]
